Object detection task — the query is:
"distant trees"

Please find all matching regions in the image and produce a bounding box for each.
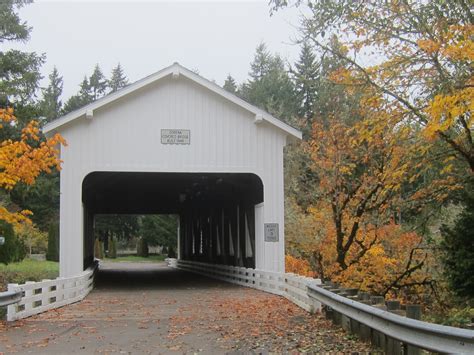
[93,214,178,257]
[62,63,129,114]
[140,215,178,250]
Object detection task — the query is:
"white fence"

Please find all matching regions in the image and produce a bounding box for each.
[6,262,97,321]
[174,259,322,312]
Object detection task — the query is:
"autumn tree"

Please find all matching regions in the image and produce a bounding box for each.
[301,81,458,296]
[271,0,474,173]
[0,108,65,226]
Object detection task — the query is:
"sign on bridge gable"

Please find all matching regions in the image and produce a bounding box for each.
[161,129,191,145]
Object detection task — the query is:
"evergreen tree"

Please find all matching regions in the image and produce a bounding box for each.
[10,173,59,231]
[89,64,108,100]
[46,222,59,262]
[249,42,272,81]
[440,180,474,298]
[241,43,298,124]
[62,76,93,114]
[293,41,319,126]
[0,220,26,264]
[223,74,237,94]
[108,63,128,93]
[0,0,44,106]
[40,67,63,123]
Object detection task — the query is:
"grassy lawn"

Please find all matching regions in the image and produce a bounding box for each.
[0,258,59,292]
[104,254,167,263]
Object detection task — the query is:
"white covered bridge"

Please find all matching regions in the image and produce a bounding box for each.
[43,63,301,278]
[4,64,473,355]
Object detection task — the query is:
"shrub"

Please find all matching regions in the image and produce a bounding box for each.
[0,220,26,265]
[46,222,59,261]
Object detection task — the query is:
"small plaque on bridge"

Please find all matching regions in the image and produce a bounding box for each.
[0,236,4,245]
[161,129,190,145]
[264,223,279,242]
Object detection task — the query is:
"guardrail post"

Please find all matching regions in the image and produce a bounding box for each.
[405,305,422,355]
[385,336,403,355]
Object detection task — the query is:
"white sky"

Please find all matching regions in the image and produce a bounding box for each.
[6,0,304,100]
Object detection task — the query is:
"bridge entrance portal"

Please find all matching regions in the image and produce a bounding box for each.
[82,172,263,270]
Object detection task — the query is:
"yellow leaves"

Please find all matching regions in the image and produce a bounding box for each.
[417,39,441,54]
[0,207,32,228]
[0,107,66,225]
[0,107,15,128]
[424,88,474,139]
[285,255,316,277]
[439,24,474,62]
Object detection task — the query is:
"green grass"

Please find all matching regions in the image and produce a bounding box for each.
[0,258,59,291]
[104,254,167,263]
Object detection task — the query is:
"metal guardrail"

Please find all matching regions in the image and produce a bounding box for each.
[307,284,474,354]
[0,290,22,307]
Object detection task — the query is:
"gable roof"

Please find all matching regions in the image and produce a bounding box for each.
[43,63,302,140]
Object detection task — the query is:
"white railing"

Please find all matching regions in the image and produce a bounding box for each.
[173,259,322,312]
[6,261,98,321]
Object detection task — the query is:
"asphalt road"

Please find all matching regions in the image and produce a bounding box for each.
[0,261,372,354]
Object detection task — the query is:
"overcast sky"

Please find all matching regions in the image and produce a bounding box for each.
[7,0,305,100]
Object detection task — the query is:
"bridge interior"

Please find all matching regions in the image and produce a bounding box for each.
[82,172,263,270]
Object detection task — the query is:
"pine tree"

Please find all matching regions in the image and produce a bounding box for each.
[108,63,128,93]
[293,41,319,123]
[441,180,474,298]
[89,64,108,100]
[0,0,44,106]
[223,74,237,94]
[46,222,59,262]
[62,76,93,114]
[249,42,272,81]
[240,43,298,124]
[40,67,63,123]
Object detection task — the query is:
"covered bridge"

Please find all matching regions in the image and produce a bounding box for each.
[43,63,302,278]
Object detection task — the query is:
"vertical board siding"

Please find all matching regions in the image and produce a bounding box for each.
[59,76,288,276]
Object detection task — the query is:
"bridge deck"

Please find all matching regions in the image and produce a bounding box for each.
[0,262,371,353]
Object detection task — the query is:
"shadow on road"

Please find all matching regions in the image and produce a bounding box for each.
[94,261,236,291]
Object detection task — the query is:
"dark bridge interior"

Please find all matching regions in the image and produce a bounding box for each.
[82,172,263,270]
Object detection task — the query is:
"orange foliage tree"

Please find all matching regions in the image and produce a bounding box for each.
[303,91,455,298]
[0,108,66,226]
[272,0,473,174]
[285,254,316,278]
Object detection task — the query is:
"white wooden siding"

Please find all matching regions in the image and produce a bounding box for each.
[58,75,289,277]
